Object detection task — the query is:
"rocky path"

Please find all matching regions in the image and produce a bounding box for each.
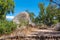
[27,29,60,36]
[0,28,60,40]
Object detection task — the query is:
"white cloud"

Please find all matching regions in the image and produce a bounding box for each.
[6,16,14,19]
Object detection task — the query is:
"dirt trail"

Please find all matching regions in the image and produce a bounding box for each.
[0,27,58,39]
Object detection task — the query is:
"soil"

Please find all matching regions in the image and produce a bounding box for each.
[0,26,55,39]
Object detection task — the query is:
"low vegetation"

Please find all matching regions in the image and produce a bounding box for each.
[0,20,17,35]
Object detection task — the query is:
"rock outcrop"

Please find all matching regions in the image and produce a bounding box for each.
[13,11,31,25]
[54,23,60,31]
[13,11,36,28]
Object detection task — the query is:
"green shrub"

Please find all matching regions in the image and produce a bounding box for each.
[53,20,59,24]
[0,20,17,35]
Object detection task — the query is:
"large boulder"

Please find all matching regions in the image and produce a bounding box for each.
[13,12,30,25]
[13,11,36,28]
[54,23,60,31]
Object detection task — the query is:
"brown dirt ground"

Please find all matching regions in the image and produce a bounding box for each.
[0,27,40,38]
[0,27,54,39]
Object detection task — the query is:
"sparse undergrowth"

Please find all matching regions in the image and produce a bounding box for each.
[0,20,17,35]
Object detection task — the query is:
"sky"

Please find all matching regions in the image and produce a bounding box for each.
[6,0,49,20]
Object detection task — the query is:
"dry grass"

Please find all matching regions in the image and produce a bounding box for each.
[0,26,55,39]
[16,27,39,35]
[0,26,40,40]
[0,26,39,37]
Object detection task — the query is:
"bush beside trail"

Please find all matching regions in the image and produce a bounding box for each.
[0,20,17,35]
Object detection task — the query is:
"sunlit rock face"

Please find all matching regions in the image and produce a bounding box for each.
[54,23,60,31]
[13,12,31,25]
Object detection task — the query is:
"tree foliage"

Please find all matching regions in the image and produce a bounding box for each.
[0,20,17,34]
[49,0,60,9]
[35,3,60,26]
[25,10,35,22]
[38,3,45,23]
[0,0,15,20]
[0,0,16,35]
[45,4,57,25]
[50,0,60,22]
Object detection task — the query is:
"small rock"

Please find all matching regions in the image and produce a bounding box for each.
[54,23,60,31]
